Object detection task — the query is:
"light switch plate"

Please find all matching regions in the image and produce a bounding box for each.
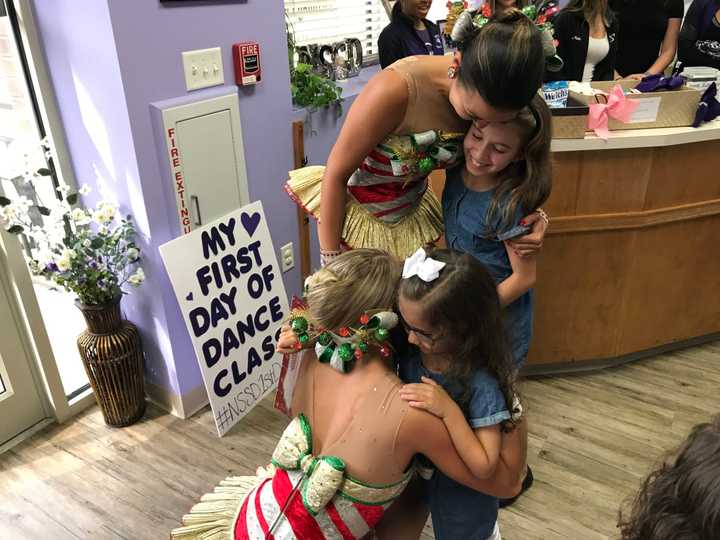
[280,243,295,273]
[182,47,224,91]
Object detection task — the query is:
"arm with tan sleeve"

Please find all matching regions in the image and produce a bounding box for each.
[318,70,408,253]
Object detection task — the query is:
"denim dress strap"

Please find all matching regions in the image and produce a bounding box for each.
[442,166,534,367]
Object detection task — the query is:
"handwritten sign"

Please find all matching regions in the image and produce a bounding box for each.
[160,202,289,436]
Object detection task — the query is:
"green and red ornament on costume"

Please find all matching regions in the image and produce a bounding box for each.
[285,130,464,259]
[288,307,397,374]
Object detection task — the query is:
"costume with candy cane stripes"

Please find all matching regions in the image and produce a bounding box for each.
[171,414,413,540]
[285,56,467,259]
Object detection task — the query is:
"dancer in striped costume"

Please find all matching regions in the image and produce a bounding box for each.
[172,250,528,540]
[172,413,413,540]
[286,128,464,260]
[286,10,551,266]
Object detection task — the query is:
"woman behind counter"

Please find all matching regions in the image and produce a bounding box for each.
[678,0,720,70]
[546,0,618,82]
[612,0,684,79]
[379,1,444,69]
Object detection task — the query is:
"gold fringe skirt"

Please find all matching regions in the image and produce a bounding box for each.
[170,476,259,540]
[285,166,443,259]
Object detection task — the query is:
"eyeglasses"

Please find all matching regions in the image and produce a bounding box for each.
[399,314,441,346]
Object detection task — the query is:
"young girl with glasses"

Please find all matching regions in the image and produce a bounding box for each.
[394,247,520,540]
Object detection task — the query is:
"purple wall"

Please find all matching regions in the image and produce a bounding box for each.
[30,0,374,412]
[30,0,316,409]
[28,0,185,390]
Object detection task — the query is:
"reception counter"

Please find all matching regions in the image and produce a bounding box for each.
[525,120,720,373]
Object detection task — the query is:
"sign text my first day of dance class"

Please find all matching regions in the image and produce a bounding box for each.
[160,202,289,436]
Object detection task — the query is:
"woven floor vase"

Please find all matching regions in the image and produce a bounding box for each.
[76,296,146,427]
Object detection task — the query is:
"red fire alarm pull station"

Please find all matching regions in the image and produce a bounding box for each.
[233,42,261,86]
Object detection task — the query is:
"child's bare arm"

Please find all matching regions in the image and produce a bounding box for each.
[398,408,527,499]
[444,406,502,479]
[497,242,536,307]
[400,377,501,479]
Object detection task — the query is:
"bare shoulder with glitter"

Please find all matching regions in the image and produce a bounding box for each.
[290,355,412,486]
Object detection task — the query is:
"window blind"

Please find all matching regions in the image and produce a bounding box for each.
[285,0,390,62]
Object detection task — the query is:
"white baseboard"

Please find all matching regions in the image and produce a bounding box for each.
[145,381,208,419]
[0,418,54,454]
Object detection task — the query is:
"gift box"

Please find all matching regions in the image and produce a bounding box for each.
[550,95,589,139]
[570,80,702,131]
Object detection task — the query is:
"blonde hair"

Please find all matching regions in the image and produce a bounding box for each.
[305,249,401,331]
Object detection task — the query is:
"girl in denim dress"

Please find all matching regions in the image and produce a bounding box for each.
[396,247,523,540]
[444,93,552,369]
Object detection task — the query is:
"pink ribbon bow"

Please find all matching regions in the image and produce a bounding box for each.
[588,85,640,139]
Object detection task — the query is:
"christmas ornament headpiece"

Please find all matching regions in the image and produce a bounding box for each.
[288,307,398,374]
[449,3,563,73]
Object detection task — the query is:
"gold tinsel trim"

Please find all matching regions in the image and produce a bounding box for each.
[286,166,325,217]
[286,166,443,259]
[342,193,443,258]
[170,476,259,540]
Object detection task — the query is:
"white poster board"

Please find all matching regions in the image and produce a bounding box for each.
[160,201,289,436]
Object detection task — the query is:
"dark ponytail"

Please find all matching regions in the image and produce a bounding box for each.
[458,8,544,111]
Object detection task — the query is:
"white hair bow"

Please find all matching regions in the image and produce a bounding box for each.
[402,248,446,282]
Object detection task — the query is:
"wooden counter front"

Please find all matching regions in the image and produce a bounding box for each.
[527,139,720,372]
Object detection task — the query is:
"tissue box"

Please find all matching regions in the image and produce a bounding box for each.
[550,96,589,139]
[570,80,702,131]
[682,67,720,93]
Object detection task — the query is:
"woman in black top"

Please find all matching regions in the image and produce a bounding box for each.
[612,0,684,79]
[378,1,444,69]
[678,0,720,70]
[545,0,618,82]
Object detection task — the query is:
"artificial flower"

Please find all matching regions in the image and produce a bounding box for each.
[128,267,145,287]
[72,208,92,226]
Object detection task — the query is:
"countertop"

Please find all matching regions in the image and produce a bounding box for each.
[552,118,720,152]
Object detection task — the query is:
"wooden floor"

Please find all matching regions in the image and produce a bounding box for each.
[2,341,719,540]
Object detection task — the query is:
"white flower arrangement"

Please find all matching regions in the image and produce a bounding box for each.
[0,142,144,305]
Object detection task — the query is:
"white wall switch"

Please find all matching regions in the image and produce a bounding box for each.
[280,243,295,273]
[182,47,224,91]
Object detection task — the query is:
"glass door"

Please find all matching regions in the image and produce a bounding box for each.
[1,0,89,402]
[0,261,47,446]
